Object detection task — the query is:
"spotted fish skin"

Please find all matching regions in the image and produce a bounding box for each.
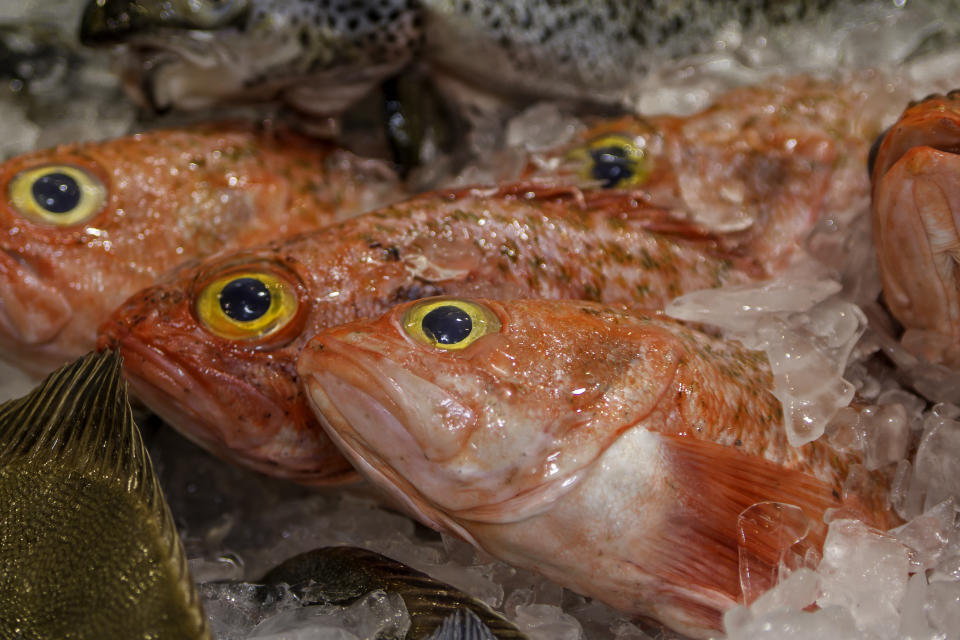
[79,0,937,114]
[98,184,773,485]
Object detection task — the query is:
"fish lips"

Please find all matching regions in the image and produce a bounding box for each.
[0,248,72,372]
[98,304,356,485]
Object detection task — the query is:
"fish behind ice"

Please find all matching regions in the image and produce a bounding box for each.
[0,350,208,639]
[870,90,960,365]
[99,184,782,484]
[78,0,953,119]
[0,122,401,377]
[297,297,899,639]
[259,546,526,639]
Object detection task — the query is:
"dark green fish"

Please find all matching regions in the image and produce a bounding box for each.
[79,0,957,115]
[260,546,526,639]
[0,350,209,640]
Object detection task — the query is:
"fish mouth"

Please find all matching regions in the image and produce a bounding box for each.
[0,249,73,375]
[103,328,356,485]
[300,334,589,530]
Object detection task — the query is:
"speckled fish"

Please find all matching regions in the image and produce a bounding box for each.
[259,546,526,639]
[521,74,878,267]
[869,91,960,363]
[77,0,945,116]
[0,123,401,377]
[297,297,899,639]
[98,184,788,484]
[0,349,209,639]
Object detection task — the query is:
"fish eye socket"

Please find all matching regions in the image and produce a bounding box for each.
[569,134,649,189]
[8,164,107,226]
[195,270,299,341]
[402,299,501,351]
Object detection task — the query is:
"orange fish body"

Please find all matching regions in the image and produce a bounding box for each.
[870,91,960,363]
[297,297,898,638]
[99,185,776,484]
[0,123,401,376]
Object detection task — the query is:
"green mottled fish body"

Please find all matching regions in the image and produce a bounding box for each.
[261,546,526,639]
[0,351,208,639]
[80,0,952,113]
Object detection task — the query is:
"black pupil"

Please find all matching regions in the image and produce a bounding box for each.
[32,172,81,213]
[219,277,271,322]
[589,146,635,188]
[422,305,472,345]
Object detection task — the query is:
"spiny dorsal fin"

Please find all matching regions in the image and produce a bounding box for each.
[0,350,209,639]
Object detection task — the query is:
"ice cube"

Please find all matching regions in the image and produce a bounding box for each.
[897,572,936,640]
[248,591,410,640]
[891,499,956,572]
[506,103,584,153]
[738,502,817,604]
[925,581,960,640]
[513,603,584,640]
[816,519,911,639]
[912,414,960,512]
[723,604,862,640]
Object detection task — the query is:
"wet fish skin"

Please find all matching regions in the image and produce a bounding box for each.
[0,349,208,639]
[260,546,526,639]
[98,184,765,485]
[297,297,898,639]
[0,122,401,377]
[78,0,919,115]
[869,91,960,362]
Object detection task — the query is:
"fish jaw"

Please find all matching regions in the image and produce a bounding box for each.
[98,282,357,485]
[872,145,960,344]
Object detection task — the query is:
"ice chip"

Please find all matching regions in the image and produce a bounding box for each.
[737,502,817,604]
[891,499,957,572]
[514,604,584,640]
[859,403,910,471]
[506,102,584,153]
[913,414,960,512]
[816,519,911,638]
[926,581,960,640]
[750,568,820,617]
[898,572,936,640]
[249,591,410,640]
[724,604,862,640]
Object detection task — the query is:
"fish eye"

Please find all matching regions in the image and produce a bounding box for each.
[195,269,300,341]
[568,134,649,189]
[402,299,501,351]
[8,164,107,226]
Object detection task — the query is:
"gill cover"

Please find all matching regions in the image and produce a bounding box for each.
[8,164,107,226]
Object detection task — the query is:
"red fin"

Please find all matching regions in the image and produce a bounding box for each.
[639,435,848,630]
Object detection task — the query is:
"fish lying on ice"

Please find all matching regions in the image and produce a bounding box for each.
[0,349,208,639]
[0,123,401,377]
[297,296,899,639]
[869,90,960,364]
[78,0,947,119]
[523,74,878,266]
[260,546,526,639]
[99,184,779,484]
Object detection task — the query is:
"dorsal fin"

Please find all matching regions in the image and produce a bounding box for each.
[0,350,209,639]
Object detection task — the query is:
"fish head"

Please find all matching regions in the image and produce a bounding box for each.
[97,247,357,484]
[524,116,665,194]
[0,124,332,376]
[870,91,960,350]
[298,297,678,538]
[80,0,421,114]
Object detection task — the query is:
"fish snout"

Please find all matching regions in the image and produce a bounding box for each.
[0,248,71,347]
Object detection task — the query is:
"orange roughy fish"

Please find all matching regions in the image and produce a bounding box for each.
[98,184,788,484]
[297,297,898,639]
[0,123,401,376]
[524,75,878,270]
[870,91,960,364]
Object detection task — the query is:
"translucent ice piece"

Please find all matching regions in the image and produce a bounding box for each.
[891,499,957,572]
[738,502,817,605]
[514,604,584,640]
[249,591,410,640]
[816,519,911,639]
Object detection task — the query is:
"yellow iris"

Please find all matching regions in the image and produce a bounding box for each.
[566,134,649,189]
[195,270,300,341]
[402,298,501,351]
[9,164,107,226]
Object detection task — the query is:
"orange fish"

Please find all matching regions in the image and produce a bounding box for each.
[99,184,781,485]
[870,91,960,363]
[0,123,401,376]
[522,75,878,269]
[297,296,898,639]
